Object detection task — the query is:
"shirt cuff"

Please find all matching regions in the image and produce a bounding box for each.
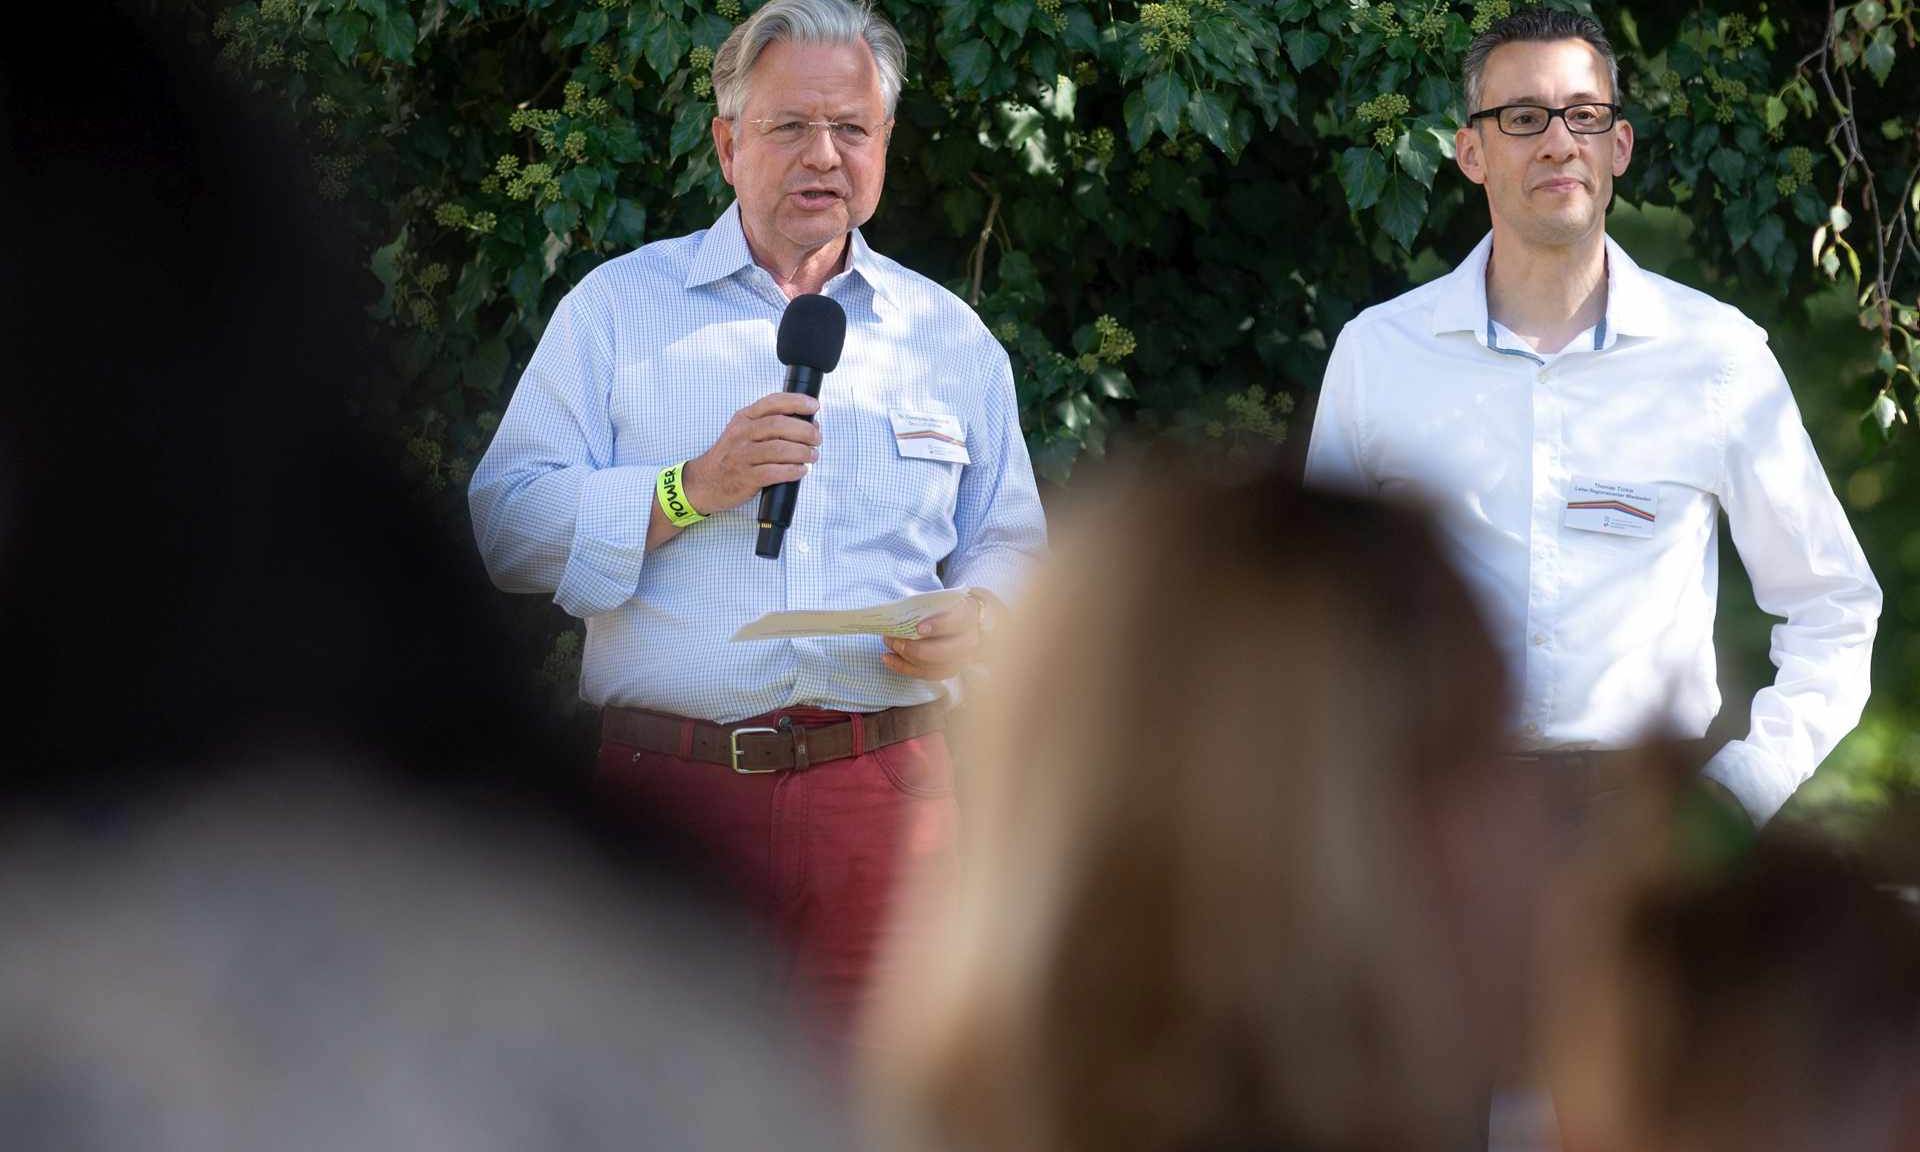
[553,464,659,619]
[1701,740,1793,827]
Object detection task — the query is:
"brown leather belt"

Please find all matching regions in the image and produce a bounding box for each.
[601,700,947,774]
[1504,739,1716,771]
[1504,739,1718,802]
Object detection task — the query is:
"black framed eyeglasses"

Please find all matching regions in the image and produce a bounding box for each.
[1467,102,1622,136]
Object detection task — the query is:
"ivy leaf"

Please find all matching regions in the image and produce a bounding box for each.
[1724,198,1757,251]
[610,198,647,247]
[325,9,369,63]
[1093,366,1134,399]
[1284,27,1328,71]
[992,0,1031,39]
[1669,40,1704,79]
[1054,392,1090,432]
[508,258,544,318]
[1336,146,1389,212]
[449,258,492,322]
[947,38,993,91]
[543,200,581,236]
[1123,90,1155,149]
[1188,89,1231,153]
[644,15,691,82]
[561,166,602,204]
[1031,435,1082,485]
[584,190,616,246]
[1865,28,1897,85]
[561,8,610,47]
[689,11,731,49]
[1061,7,1100,53]
[1765,96,1788,130]
[670,99,710,161]
[1393,126,1444,188]
[371,228,407,286]
[371,7,418,63]
[1750,213,1787,269]
[465,336,509,396]
[1374,173,1428,251]
[1708,146,1746,188]
[1416,74,1455,116]
[1143,72,1188,139]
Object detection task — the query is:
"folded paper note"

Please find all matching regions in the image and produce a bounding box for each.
[731,587,971,642]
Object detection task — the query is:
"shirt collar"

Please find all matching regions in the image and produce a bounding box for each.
[1598,233,1667,342]
[1429,230,1670,348]
[1428,232,1496,338]
[684,200,898,310]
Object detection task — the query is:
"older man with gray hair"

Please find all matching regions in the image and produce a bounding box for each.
[470,0,1046,1031]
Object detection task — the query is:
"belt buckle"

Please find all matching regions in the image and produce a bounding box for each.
[729,725,782,774]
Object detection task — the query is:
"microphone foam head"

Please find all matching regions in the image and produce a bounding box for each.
[776,293,848,372]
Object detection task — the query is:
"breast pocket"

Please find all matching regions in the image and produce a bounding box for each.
[854,450,964,529]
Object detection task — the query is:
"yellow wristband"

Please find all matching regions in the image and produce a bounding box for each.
[657,461,706,528]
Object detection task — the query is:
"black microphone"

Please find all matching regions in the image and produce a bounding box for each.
[755,293,847,559]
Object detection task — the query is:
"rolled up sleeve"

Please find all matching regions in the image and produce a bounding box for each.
[469,286,660,619]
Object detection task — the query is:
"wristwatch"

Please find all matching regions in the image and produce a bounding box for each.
[964,586,1005,635]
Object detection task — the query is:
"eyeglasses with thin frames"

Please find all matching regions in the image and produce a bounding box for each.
[741,117,890,150]
[1467,102,1622,137]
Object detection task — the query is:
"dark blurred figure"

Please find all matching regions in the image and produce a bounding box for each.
[1550,821,1920,1152]
[1,4,566,805]
[862,458,1552,1152]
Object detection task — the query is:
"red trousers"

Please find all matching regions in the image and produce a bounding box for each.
[595,706,958,1035]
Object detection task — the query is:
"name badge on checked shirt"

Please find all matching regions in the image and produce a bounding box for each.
[889,411,971,464]
[1564,477,1657,539]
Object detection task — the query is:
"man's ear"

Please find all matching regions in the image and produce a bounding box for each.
[712,116,737,185]
[1455,122,1488,186]
[1611,116,1634,178]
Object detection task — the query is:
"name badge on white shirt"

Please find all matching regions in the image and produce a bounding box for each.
[1564,477,1657,539]
[889,410,971,464]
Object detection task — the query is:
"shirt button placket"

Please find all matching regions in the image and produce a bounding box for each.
[1526,361,1563,741]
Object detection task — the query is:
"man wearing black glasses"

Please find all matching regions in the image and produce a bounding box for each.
[1307,11,1879,1136]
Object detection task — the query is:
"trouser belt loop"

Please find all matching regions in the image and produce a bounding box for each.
[851,712,865,758]
[676,718,694,760]
[779,715,811,771]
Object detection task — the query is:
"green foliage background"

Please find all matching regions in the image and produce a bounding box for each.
[183,0,1920,828]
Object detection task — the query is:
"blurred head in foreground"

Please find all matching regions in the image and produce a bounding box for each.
[0,769,851,1152]
[864,460,1539,1152]
[1552,828,1920,1152]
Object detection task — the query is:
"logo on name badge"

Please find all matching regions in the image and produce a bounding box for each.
[1564,477,1657,539]
[889,410,970,464]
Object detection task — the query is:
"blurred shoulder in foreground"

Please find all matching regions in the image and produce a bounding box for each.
[0,766,855,1152]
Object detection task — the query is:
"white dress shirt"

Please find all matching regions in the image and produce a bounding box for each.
[1306,232,1881,824]
[469,202,1047,722]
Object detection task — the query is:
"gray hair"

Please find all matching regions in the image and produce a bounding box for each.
[712,0,906,121]
[1462,9,1619,116]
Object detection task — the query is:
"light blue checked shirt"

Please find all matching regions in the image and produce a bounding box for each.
[470,202,1047,723]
